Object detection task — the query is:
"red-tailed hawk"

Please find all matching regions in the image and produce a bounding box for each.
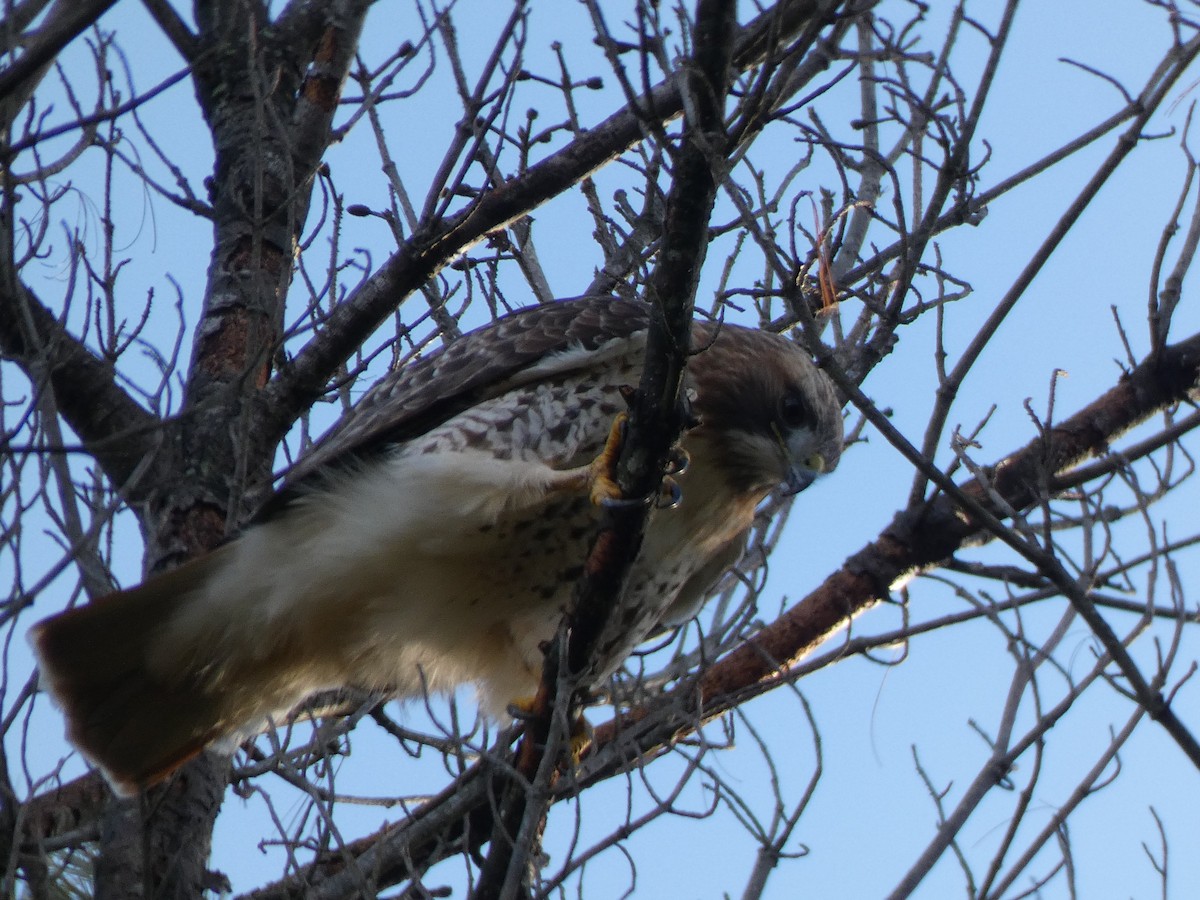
[32,296,843,795]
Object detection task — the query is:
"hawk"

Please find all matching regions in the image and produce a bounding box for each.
[32,296,843,796]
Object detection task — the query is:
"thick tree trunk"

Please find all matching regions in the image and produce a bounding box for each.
[87,3,368,895]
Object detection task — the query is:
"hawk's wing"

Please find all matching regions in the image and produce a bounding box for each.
[266,296,656,515]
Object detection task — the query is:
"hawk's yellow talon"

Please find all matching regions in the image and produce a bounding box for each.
[508,696,592,763]
[508,695,538,719]
[588,412,628,506]
[569,714,593,762]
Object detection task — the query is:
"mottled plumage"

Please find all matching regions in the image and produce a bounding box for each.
[32,296,842,795]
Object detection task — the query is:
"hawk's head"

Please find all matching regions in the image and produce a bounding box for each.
[689,325,843,498]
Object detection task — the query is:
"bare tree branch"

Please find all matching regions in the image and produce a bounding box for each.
[259,0,858,446]
[0,0,119,115]
[0,281,159,487]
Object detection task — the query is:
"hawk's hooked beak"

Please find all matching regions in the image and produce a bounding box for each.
[781,453,825,496]
[771,422,828,496]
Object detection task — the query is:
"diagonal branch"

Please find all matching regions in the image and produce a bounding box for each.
[587,327,1200,767]
[0,0,119,117]
[0,281,160,488]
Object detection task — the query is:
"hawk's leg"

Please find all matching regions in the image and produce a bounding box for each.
[585,411,628,506]
[547,412,688,509]
[544,412,640,506]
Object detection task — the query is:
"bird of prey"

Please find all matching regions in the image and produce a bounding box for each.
[32,295,843,796]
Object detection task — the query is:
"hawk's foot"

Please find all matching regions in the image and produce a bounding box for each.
[589,412,628,507]
[548,413,636,504]
[508,695,538,720]
[551,412,681,510]
[507,696,592,764]
[568,714,593,762]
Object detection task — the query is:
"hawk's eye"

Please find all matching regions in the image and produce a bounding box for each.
[779,390,807,429]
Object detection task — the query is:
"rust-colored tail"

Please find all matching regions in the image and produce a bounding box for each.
[31,555,233,796]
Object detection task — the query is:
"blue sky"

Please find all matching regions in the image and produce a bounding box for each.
[12,1,1200,896]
